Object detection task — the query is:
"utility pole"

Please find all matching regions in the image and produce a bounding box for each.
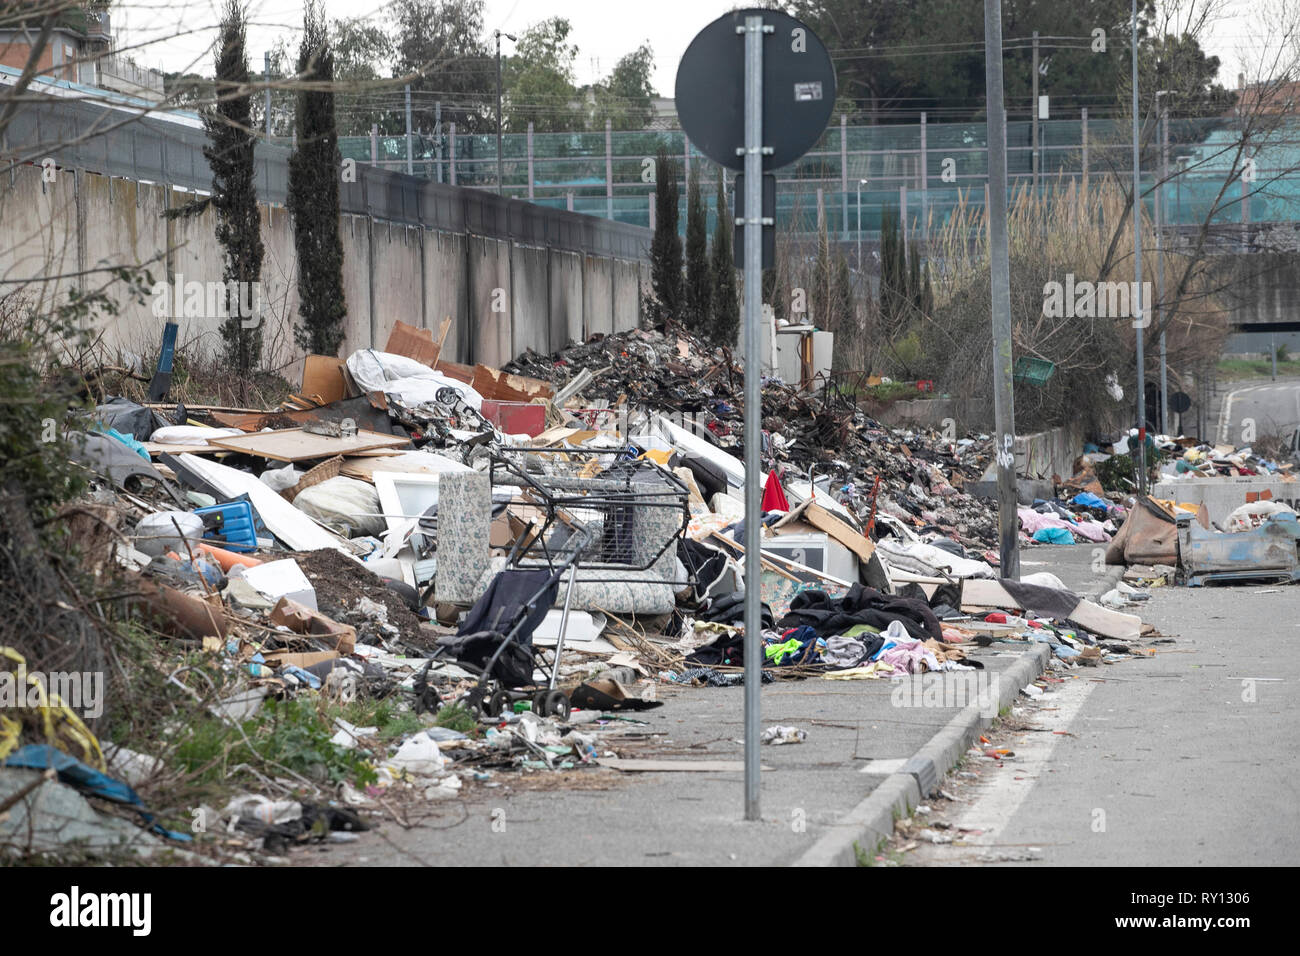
[1156,93,1171,434]
[984,0,1020,578]
[495,29,516,197]
[264,52,271,139]
[435,101,443,183]
[1031,31,1038,194]
[405,84,413,175]
[1131,0,1147,490]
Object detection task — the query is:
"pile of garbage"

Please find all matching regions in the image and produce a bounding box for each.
[509,327,1001,550]
[1154,437,1297,479]
[3,319,1162,861]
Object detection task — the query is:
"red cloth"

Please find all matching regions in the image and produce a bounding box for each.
[761,470,790,512]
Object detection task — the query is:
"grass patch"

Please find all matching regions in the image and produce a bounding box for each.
[172,697,377,791]
[433,703,478,734]
[1217,357,1300,381]
[858,380,932,403]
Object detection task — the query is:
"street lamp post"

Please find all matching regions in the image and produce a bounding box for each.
[1155,89,1174,434]
[1129,0,1146,492]
[495,29,517,197]
[856,178,867,269]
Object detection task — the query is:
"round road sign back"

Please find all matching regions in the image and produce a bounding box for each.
[675,9,836,172]
[1170,391,1191,414]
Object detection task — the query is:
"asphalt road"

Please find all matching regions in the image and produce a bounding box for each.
[907,546,1300,867]
[1213,378,1300,446]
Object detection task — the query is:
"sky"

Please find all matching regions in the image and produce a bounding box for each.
[118,0,1279,97]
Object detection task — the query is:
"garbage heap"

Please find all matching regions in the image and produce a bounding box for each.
[1089,431,1300,585]
[2,320,1160,860]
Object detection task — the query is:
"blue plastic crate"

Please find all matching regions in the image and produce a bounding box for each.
[194,499,259,552]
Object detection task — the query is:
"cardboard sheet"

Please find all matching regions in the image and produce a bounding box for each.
[206,427,410,462]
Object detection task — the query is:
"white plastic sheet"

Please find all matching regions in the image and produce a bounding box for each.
[346,349,483,411]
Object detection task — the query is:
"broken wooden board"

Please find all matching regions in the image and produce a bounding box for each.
[341,451,470,482]
[385,320,442,367]
[960,577,1141,641]
[471,364,554,403]
[801,501,875,563]
[432,358,475,385]
[143,442,224,456]
[301,355,349,405]
[206,427,410,462]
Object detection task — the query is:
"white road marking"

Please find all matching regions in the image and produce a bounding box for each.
[933,677,1097,852]
[1218,381,1300,443]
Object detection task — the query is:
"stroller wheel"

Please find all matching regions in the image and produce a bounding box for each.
[463,688,485,717]
[544,690,570,719]
[531,690,547,714]
[485,689,509,717]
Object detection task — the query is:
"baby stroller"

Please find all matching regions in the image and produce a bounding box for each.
[426,529,589,720]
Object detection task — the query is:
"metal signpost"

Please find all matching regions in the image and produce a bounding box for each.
[675,9,835,821]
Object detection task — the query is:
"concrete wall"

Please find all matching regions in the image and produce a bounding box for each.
[1,161,648,374]
[1152,476,1300,527]
[1015,423,1088,481]
[583,255,614,337]
[550,250,583,348]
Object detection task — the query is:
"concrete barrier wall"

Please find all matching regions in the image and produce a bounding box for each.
[1,160,648,374]
[1151,476,1300,527]
[1015,424,1087,481]
[510,244,549,359]
[422,230,466,361]
[550,250,583,348]
[583,255,614,337]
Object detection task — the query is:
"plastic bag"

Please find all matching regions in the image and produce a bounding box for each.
[293,476,385,537]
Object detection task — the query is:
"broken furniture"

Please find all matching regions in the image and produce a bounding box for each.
[1176,512,1300,587]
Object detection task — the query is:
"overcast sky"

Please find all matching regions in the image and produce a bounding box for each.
[120,0,1275,97]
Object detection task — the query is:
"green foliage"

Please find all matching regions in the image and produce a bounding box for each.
[708,166,739,348]
[504,17,583,132]
[174,697,376,787]
[288,1,348,357]
[649,147,684,324]
[1217,357,1300,380]
[1094,453,1137,492]
[433,702,477,733]
[202,0,264,379]
[790,1,1229,122]
[391,0,493,133]
[879,209,909,337]
[591,43,657,130]
[683,173,711,336]
[1,299,86,519]
[330,15,396,136]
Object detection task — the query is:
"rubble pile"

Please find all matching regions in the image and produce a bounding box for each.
[2,318,1167,863]
[509,328,1001,550]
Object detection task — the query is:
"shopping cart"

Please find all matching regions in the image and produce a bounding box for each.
[422,526,591,720]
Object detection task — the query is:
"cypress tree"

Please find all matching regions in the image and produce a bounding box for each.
[709,166,739,347]
[203,0,264,379]
[649,146,683,324]
[683,171,711,335]
[907,238,922,314]
[288,1,348,356]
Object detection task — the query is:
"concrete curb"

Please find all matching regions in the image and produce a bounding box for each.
[791,642,1051,867]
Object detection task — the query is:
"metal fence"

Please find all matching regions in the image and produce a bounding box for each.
[339,113,1300,239]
